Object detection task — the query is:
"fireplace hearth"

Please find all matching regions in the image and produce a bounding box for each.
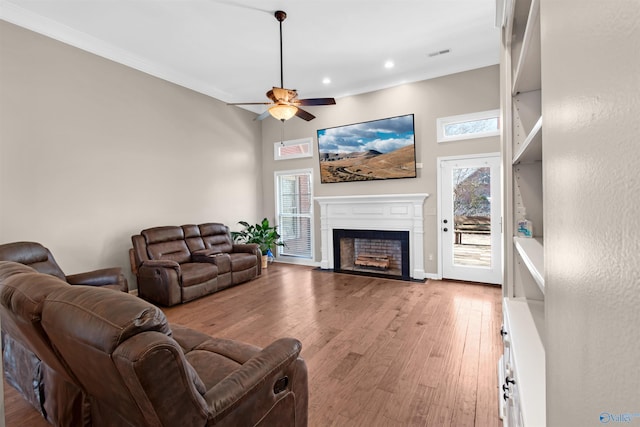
[333,229,410,280]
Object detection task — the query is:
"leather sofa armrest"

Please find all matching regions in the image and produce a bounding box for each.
[66,268,129,292]
[141,259,180,269]
[231,243,260,255]
[205,338,302,423]
[137,260,182,306]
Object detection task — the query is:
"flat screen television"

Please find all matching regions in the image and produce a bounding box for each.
[317,114,417,183]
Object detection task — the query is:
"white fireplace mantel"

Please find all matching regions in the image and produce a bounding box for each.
[315,193,429,280]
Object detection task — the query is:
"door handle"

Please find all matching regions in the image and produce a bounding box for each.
[443,228,448,232]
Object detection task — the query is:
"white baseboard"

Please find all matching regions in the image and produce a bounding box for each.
[273,257,321,268]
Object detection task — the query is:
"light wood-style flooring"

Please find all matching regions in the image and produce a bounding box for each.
[3,264,502,426]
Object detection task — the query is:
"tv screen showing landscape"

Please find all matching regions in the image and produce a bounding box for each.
[317,114,417,183]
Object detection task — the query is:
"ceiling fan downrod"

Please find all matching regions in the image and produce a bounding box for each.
[275,10,286,89]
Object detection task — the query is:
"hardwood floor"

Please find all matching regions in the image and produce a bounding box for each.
[3,264,503,426]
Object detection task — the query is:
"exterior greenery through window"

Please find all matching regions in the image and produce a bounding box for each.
[453,167,491,217]
[275,169,313,259]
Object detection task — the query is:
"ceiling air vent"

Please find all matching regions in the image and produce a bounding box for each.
[428,49,451,58]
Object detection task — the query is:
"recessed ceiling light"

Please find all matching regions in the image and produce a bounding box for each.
[384,60,395,69]
[322,77,331,85]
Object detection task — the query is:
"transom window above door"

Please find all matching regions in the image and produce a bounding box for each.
[437,109,500,143]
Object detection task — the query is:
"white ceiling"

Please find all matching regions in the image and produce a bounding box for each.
[1,0,500,114]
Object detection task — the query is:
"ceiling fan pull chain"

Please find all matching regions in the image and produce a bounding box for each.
[281,119,285,144]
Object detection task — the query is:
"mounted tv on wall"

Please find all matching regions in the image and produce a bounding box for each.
[317,114,417,184]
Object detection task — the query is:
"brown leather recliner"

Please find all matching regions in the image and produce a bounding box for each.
[0,242,128,425]
[0,241,128,292]
[0,261,308,427]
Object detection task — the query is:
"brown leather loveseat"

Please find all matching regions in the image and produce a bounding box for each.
[0,261,308,426]
[131,223,261,306]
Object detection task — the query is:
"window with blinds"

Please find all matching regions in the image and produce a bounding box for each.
[275,169,313,259]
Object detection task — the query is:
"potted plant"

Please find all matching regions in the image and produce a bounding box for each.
[231,218,285,269]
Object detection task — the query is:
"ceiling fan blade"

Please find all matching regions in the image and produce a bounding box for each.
[227,102,272,106]
[254,110,272,121]
[296,97,336,106]
[295,108,316,121]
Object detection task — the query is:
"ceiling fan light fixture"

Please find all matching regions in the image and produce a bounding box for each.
[226,10,334,122]
[269,104,298,121]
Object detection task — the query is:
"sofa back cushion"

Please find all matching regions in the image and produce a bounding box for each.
[0,242,67,281]
[142,226,191,264]
[199,223,233,254]
[0,261,76,382]
[182,224,206,253]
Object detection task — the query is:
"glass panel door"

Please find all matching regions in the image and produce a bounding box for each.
[452,165,492,267]
[441,156,501,284]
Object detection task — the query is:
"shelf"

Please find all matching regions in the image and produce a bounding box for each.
[513,116,542,164]
[512,0,541,94]
[504,298,546,427]
[514,236,544,294]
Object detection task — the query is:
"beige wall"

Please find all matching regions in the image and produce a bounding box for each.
[0,21,263,288]
[542,1,640,424]
[261,65,500,275]
[0,19,500,284]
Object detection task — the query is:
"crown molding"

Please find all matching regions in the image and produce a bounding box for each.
[0,1,233,104]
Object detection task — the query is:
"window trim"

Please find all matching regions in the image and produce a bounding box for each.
[273,137,313,161]
[436,109,500,143]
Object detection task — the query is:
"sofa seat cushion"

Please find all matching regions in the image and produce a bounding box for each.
[180,263,217,287]
[185,350,242,389]
[229,253,258,272]
[171,325,262,390]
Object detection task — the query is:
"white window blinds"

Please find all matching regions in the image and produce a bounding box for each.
[275,170,313,259]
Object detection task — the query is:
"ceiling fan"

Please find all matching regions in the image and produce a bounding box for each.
[227,10,336,122]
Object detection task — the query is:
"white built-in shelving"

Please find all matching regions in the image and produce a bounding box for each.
[503,298,545,426]
[500,0,546,424]
[511,0,541,95]
[512,116,542,164]
[513,237,544,294]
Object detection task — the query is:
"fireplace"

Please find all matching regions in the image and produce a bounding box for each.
[315,194,429,280]
[333,229,410,280]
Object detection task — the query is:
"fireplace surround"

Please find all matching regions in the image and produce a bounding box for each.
[315,194,429,280]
